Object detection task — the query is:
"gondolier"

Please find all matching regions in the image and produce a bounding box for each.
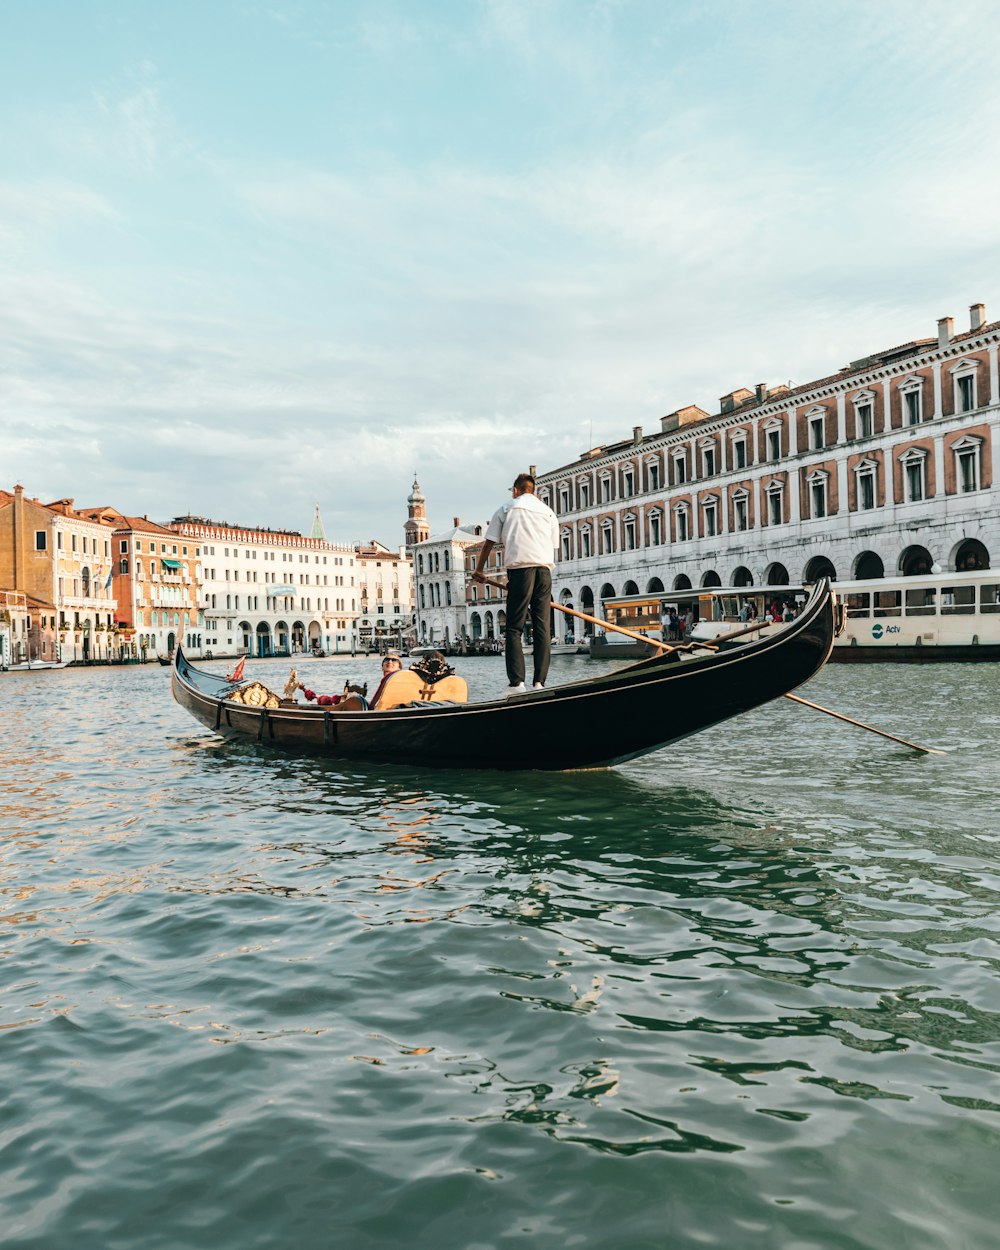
[471,472,559,695]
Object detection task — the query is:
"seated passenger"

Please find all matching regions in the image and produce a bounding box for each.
[373,651,469,709]
[369,653,404,707]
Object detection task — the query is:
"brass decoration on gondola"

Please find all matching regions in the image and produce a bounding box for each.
[227,680,280,708]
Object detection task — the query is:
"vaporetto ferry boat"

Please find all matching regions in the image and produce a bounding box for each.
[599,568,1000,663]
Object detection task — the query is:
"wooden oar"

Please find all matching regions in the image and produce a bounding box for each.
[782,693,944,754]
[474,573,942,755]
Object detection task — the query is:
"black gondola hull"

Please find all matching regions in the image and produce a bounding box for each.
[172,580,836,771]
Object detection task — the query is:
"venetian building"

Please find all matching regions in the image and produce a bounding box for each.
[85,513,202,660]
[404,476,430,555]
[412,498,486,644]
[169,515,358,657]
[533,303,999,641]
[354,540,416,652]
[1,487,118,662]
[462,539,507,643]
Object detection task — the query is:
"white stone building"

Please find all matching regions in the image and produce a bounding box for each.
[534,303,1000,641]
[413,518,486,645]
[354,540,415,653]
[170,516,359,657]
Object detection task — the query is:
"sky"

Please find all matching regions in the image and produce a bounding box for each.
[2,0,999,548]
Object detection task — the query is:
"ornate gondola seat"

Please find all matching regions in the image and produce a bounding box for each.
[371,669,469,710]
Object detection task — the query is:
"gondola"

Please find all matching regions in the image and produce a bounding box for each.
[171,579,836,771]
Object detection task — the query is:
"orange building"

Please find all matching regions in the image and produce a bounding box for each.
[79,510,202,659]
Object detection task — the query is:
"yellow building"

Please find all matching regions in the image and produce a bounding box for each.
[0,485,118,662]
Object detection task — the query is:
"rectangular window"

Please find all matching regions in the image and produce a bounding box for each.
[704,504,717,537]
[979,584,1000,614]
[905,460,925,502]
[957,448,979,493]
[810,417,825,450]
[647,462,660,491]
[941,586,975,615]
[904,390,921,425]
[673,458,687,485]
[581,529,592,558]
[859,473,875,511]
[768,492,782,524]
[35,530,47,551]
[767,430,781,460]
[810,481,827,518]
[857,404,873,438]
[734,498,748,531]
[957,375,975,412]
[733,440,747,469]
[703,449,715,477]
[905,587,936,616]
[580,482,590,508]
[676,512,689,542]
[622,470,634,497]
[623,519,637,550]
[649,513,662,545]
[600,478,612,503]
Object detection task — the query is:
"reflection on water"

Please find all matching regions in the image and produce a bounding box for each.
[1,661,999,1248]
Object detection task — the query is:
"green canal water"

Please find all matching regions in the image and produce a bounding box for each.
[1,655,998,1249]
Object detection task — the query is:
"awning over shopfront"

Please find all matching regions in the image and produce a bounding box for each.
[161,559,182,569]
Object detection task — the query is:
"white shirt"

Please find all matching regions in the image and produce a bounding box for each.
[485,492,559,569]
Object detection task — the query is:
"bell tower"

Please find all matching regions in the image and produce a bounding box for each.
[404,475,429,554]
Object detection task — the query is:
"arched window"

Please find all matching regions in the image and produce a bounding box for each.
[900,546,933,577]
[701,570,721,587]
[673,574,692,591]
[954,539,989,571]
[854,551,885,580]
[766,563,789,586]
[804,556,837,582]
[732,566,753,587]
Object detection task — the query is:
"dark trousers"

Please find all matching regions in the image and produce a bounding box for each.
[505,566,552,686]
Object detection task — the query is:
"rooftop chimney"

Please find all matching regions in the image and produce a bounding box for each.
[529,464,537,477]
[937,316,954,348]
[632,424,642,445]
[970,303,986,332]
[453,517,461,528]
[755,382,768,404]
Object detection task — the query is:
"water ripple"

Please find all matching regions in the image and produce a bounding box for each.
[1,660,998,1248]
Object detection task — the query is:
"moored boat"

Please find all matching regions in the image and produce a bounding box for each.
[171,579,836,771]
[5,659,68,671]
